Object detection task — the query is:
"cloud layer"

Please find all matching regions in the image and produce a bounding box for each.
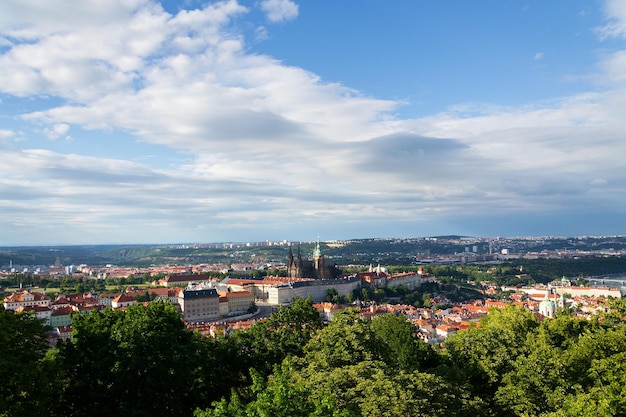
[1,0,626,245]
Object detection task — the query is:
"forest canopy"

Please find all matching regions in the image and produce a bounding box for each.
[2,298,626,417]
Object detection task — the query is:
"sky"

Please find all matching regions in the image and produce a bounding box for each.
[1,0,626,246]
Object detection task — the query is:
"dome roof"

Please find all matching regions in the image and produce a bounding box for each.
[539,298,557,317]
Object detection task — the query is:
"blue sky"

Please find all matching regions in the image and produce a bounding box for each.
[1,0,626,246]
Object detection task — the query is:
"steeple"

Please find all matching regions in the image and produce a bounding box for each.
[286,245,303,279]
[312,237,325,279]
[313,238,322,258]
[287,246,294,267]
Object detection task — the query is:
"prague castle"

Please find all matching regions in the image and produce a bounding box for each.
[286,241,338,280]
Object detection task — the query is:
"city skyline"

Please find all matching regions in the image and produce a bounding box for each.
[1,0,626,246]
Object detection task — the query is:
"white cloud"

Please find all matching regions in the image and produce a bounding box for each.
[598,49,626,85]
[0,0,248,100]
[0,0,154,39]
[0,129,14,139]
[534,52,544,60]
[259,0,299,23]
[44,123,70,140]
[596,0,626,39]
[254,25,269,42]
[1,0,626,244]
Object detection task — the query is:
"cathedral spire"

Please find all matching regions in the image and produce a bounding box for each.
[313,237,321,258]
[287,246,294,267]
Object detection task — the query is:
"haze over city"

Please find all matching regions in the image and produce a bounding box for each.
[1,0,626,246]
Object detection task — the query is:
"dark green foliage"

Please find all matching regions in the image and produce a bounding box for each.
[493,316,626,417]
[7,287,626,417]
[443,305,540,413]
[369,313,440,371]
[0,308,57,417]
[55,302,219,417]
[510,258,626,284]
[325,288,344,304]
[197,311,472,417]
[229,297,323,379]
[1,274,108,294]
[303,310,385,370]
[362,281,484,307]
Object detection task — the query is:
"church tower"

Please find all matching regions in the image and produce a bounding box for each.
[312,239,327,279]
[287,245,303,278]
[286,240,336,280]
[287,246,294,266]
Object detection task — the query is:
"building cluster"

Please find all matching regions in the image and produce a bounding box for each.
[2,282,257,345]
[311,281,622,344]
[179,277,623,342]
[2,262,434,344]
[2,290,104,344]
[4,244,624,347]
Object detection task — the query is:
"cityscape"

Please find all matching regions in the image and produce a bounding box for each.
[3,0,626,415]
[3,233,626,415]
[3,234,626,345]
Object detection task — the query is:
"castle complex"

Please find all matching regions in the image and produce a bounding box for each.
[286,241,338,280]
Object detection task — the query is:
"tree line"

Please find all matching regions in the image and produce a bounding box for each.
[2,298,626,416]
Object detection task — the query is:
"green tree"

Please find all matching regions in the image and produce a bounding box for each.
[303,310,384,370]
[228,297,323,379]
[421,292,432,308]
[495,316,626,417]
[360,287,370,303]
[444,305,539,412]
[556,350,626,416]
[198,312,466,417]
[345,291,355,304]
[369,314,439,371]
[326,288,341,303]
[57,302,215,417]
[0,308,57,417]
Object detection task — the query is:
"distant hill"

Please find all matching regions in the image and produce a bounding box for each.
[2,235,626,268]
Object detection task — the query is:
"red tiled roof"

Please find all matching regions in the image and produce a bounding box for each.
[51,297,71,306]
[140,287,182,296]
[314,302,342,311]
[112,293,136,303]
[57,325,73,333]
[356,272,388,282]
[99,293,118,299]
[437,324,459,332]
[4,290,50,303]
[52,306,75,316]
